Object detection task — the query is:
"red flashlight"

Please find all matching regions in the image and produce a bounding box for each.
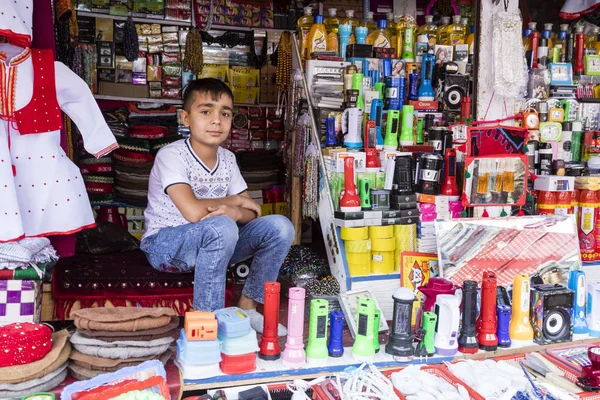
[258,282,281,360]
[476,271,498,351]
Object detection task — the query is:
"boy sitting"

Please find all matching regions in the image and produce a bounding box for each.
[141,78,294,335]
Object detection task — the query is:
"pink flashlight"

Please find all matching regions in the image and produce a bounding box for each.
[282,287,306,367]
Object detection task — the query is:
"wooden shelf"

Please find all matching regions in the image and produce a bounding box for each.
[77,10,192,26]
[94,94,183,104]
[76,11,292,32]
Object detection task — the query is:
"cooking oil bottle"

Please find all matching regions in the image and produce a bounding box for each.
[436,16,450,46]
[553,24,568,62]
[324,8,340,53]
[523,22,537,52]
[587,27,599,55]
[445,15,466,46]
[542,23,554,49]
[467,25,475,63]
[367,19,391,48]
[418,15,438,47]
[363,11,377,34]
[305,14,327,59]
[387,12,398,56]
[298,6,313,60]
[342,9,359,44]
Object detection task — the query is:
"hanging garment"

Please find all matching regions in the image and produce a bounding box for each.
[560,0,600,19]
[0,1,117,242]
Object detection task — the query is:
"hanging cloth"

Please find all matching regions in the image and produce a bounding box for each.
[492,9,528,98]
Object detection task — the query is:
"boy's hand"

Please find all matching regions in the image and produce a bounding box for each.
[202,205,243,222]
[237,195,262,217]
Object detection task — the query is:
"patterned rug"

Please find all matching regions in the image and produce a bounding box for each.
[52,251,194,319]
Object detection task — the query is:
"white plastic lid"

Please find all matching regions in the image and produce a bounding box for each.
[544,23,553,30]
[588,156,600,169]
[529,22,537,29]
[461,17,468,25]
[594,27,600,33]
[366,11,374,20]
[304,6,312,15]
[345,9,355,17]
[441,16,451,24]
[576,25,584,33]
[328,8,337,16]
[452,15,461,23]
[560,24,569,31]
[387,12,395,20]
[425,15,434,23]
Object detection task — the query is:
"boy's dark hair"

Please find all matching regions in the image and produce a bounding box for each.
[182,78,233,111]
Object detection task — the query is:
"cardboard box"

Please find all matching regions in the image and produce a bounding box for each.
[534,175,575,192]
[0,280,42,324]
[229,67,260,88]
[98,82,149,98]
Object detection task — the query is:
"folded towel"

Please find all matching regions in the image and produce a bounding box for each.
[68,350,171,380]
[0,368,67,398]
[71,331,174,348]
[0,329,70,384]
[72,341,170,359]
[0,237,57,273]
[78,317,179,341]
[69,349,172,372]
[72,307,176,332]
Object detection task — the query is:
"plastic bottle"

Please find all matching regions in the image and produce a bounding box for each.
[306,15,327,59]
[538,191,557,215]
[542,23,554,49]
[395,17,414,58]
[419,15,438,47]
[587,27,599,55]
[444,15,465,46]
[363,11,377,34]
[437,16,451,45]
[553,25,568,63]
[579,188,600,262]
[523,22,537,52]
[324,8,340,53]
[467,25,475,63]
[298,7,314,61]
[387,13,398,57]
[556,191,573,215]
[342,10,359,45]
[367,19,391,48]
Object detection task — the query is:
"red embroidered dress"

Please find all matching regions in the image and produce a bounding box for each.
[0,1,118,242]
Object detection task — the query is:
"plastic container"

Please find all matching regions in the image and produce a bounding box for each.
[340,226,368,241]
[218,328,259,355]
[371,250,395,274]
[383,365,482,400]
[214,307,251,338]
[369,225,393,239]
[219,352,257,375]
[177,329,221,365]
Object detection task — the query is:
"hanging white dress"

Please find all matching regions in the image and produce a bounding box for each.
[0,1,117,242]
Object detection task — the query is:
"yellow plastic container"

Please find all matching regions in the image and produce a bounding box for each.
[371,251,395,274]
[305,14,327,59]
[345,239,371,253]
[346,249,371,276]
[340,226,369,241]
[341,9,359,45]
[324,8,340,53]
[298,6,314,61]
[369,225,394,239]
[371,237,396,252]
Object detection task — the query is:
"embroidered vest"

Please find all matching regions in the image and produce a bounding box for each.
[13,49,62,135]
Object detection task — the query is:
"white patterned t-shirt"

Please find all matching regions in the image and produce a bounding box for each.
[143,139,247,239]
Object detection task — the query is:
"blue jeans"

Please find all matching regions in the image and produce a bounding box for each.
[140,215,295,311]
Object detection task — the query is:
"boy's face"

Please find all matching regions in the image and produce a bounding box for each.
[182,91,233,148]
